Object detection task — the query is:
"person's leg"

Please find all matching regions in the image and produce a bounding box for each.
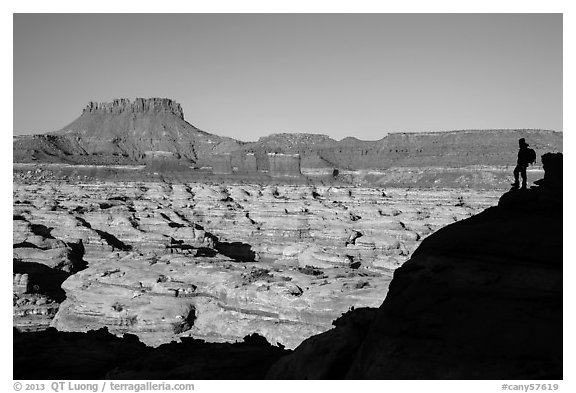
[513,166,520,187]
[521,166,527,189]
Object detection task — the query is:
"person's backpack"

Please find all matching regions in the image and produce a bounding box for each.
[527,148,537,165]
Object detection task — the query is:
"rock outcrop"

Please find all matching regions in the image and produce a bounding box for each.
[267,153,302,177]
[266,154,562,379]
[536,152,562,188]
[211,154,233,175]
[239,153,258,173]
[83,98,184,119]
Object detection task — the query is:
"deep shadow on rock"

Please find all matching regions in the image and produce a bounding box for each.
[204,231,258,262]
[13,260,71,302]
[106,333,288,380]
[267,153,562,379]
[13,328,289,380]
[215,241,258,262]
[13,328,146,380]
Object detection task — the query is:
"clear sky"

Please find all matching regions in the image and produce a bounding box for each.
[13,13,562,141]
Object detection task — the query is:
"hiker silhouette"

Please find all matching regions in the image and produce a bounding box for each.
[512,138,534,190]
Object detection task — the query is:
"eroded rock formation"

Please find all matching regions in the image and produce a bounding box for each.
[13,161,562,379]
[13,178,499,348]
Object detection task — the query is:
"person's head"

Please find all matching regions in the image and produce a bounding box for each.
[519,138,528,148]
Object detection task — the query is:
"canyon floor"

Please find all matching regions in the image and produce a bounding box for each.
[13,168,504,350]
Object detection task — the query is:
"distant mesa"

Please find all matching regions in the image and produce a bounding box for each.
[13,98,563,174]
[14,98,242,166]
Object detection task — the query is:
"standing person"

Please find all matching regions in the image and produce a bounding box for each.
[512,138,535,189]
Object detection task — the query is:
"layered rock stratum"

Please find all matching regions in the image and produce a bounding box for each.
[13,98,562,173]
